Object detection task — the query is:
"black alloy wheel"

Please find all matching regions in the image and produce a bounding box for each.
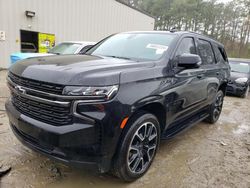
[205,90,224,124]
[113,112,160,182]
[127,122,158,174]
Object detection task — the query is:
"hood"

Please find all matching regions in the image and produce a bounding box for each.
[9,55,155,86]
[10,53,54,64]
[230,71,250,81]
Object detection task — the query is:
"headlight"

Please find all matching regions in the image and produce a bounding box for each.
[63,85,119,100]
[235,77,248,84]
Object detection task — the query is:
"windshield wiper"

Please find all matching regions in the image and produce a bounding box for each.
[104,55,132,60]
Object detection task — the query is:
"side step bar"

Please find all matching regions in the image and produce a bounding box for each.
[161,111,209,140]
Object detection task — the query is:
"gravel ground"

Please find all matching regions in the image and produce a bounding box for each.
[0,69,250,188]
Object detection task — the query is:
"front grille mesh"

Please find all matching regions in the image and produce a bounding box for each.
[226,86,234,92]
[11,92,72,126]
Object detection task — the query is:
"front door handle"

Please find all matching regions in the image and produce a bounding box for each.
[197,74,205,79]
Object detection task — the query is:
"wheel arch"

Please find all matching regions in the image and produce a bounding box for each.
[218,82,227,96]
[134,102,166,133]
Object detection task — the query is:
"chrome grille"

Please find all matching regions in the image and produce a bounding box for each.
[8,72,72,126]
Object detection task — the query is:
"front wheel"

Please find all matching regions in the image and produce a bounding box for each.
[113,112,160,182]
[205,90,224,124]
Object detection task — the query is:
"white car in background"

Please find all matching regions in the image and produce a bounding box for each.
[10,41,96,65]
[48,41,96,55]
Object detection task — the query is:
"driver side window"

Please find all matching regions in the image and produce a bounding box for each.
[173,37,197,67]
[175,37,197,57]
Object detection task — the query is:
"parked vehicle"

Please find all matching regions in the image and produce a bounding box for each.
[5,31,230,181]
[48,41,96,55]
[10,41,96,65]
[226,58,250,98]
[228,58,250,66]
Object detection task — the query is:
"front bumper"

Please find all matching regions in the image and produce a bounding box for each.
[5,98,116,172]
[226,83,248,96]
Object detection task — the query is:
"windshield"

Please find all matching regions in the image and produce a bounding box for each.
[48,43,81,54]
[87,33,176,61]
[230,62,250,74]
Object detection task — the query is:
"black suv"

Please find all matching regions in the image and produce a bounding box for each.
[5,31,230,181]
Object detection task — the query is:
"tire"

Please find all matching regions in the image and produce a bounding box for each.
[205,90,224,124]
[242,85,249,98]
[113,112,160,182]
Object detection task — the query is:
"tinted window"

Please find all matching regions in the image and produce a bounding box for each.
[175,37,196,56]
[198,39,215,65]
[213,44,226,64]
[219,47,228,62]
[88,33,177,61]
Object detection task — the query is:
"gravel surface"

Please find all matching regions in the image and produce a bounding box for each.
[0,70,249,188]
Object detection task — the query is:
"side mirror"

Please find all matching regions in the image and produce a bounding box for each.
[178,54,201,68]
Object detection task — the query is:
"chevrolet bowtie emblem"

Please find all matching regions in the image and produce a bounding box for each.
[15,85,26,94]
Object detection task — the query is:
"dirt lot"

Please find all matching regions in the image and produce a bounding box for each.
[0,69,250,188]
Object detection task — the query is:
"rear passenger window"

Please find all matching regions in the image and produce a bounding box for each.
[219,47,228,62]
[213,44,226,64]
[198,39,215,65]
[175,37,196,57]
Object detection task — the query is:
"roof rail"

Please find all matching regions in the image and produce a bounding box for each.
[170,27,178,33]
[186,31,224,46]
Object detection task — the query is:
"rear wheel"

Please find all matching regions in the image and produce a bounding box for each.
[205,90,224,124]
[113,112,160,182]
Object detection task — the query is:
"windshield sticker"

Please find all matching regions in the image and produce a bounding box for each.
[146,44,168,54]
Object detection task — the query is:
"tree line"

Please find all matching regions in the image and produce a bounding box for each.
[121,0,250,58]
